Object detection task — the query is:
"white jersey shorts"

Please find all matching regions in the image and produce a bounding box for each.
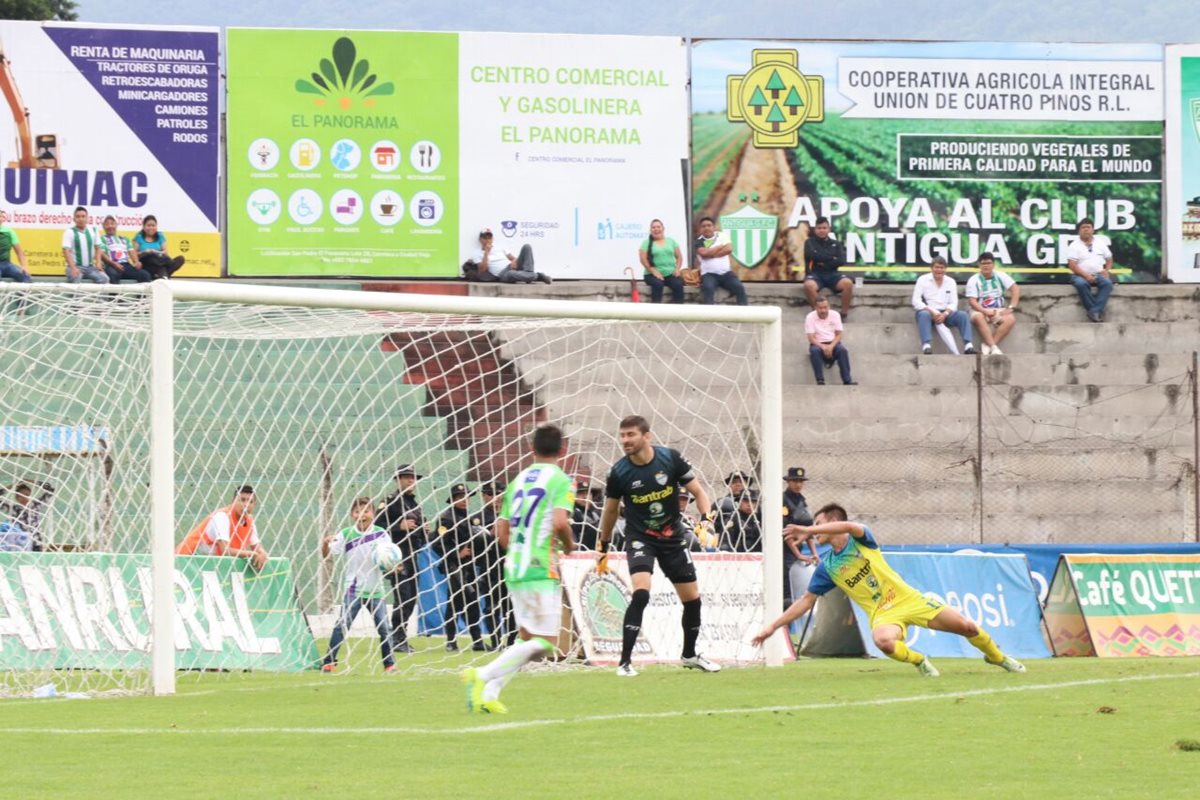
[509,584,563,637]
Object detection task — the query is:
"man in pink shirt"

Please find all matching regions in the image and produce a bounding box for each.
[804,296,856,386]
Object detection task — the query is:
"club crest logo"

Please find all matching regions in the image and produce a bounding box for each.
[727,48,824,148]
[721,193,777,268]
[654,471,668,486]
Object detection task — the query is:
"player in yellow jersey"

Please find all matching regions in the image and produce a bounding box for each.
[751,503,1025,676]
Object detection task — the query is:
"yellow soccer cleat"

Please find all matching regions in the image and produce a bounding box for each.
[479,699,508,715]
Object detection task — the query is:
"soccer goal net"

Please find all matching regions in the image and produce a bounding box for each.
[0,282,782,696]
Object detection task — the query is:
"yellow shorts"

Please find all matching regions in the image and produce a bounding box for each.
[870,593,946,636]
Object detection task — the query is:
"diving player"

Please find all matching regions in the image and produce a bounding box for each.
[751,503,1026,676]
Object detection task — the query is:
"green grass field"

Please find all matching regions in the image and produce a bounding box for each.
[3,643,1199,799]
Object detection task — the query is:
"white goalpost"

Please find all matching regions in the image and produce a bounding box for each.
[0,281,783,697]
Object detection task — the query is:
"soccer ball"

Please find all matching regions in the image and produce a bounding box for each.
[373,540,403,572]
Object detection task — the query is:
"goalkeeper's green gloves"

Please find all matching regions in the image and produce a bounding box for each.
[595,541,610,575]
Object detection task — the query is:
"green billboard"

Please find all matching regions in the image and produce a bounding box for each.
[0,553,317,671]
[227,29,459,276]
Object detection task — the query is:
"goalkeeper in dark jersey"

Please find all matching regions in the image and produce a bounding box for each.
[596,414,721,677]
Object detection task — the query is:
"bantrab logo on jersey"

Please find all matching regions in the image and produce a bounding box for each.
[726,48,824,148]
[654,471,668,486]
[721,195,777,269]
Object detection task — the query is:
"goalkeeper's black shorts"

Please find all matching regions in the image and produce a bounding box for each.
[626,535,696,584]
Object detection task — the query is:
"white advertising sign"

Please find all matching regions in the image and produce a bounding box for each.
[458,33,690,279]
[839,57,1162,121]
[559,552,776,667]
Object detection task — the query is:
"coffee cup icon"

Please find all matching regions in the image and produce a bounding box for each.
[380,202,396,216]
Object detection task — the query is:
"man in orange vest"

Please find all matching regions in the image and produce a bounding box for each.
[176,485,268,570]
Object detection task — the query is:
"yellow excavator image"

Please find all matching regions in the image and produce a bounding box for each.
[1,41,59,168]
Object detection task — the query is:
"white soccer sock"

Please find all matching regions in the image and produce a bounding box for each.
[476,638,547,693]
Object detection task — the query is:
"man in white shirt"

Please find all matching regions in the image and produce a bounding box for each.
[1065,217,1114,323]
[61,206,109,284]
[804,296,855,385]
[911,256,974,355]
[467,228,551,284]
[965,253,1020,356]
[694,216,747,305]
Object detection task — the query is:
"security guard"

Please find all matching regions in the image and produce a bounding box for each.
[571,477,602,551]
[783,466,818,606]
[432,483,484,652]
[375,464,425,653]
[476,480,513,650]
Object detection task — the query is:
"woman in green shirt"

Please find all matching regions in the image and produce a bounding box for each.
[638,219,684,303]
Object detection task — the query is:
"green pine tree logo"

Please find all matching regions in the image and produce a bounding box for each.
[294,37,395,110]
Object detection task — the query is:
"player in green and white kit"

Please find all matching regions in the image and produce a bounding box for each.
[463,425,575,714]
[320,496,395,672]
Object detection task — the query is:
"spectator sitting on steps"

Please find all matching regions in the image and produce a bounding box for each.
[803,217,854,319]
[131,215,185,279]
[464,228,552,284]
[1065,217,1115,323]
[912,256,974,356]
[965,252,1019,356]
[804,295,856,386]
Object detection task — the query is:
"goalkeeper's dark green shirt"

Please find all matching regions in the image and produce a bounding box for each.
[605,446,695,540]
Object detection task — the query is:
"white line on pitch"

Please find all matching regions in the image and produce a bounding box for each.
[1,670,1196,737]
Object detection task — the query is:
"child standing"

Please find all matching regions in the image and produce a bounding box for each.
[321,496,396,673]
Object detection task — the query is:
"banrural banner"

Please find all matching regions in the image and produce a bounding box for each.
[1044,553,1200,658]
[0,552,318,671]
[559,552,772,666]
[1165,45,1200,284]
[691,40,1163,282]
[226,29,688,278]
[0,22,221,277]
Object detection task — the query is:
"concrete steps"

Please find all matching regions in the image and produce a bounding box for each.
[784,352,1193,387]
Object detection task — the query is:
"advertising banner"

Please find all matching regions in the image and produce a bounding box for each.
[884,542,1200,604]
[226,29,459,278]
[0,22,220,277]
[226,29,687,279]
[849,552,1050,660]
[691,40,1163,283]
[559,552,772,666]
[0,553,318,671]
[458,32,689,280]
[1044,554,1200,658]
[1165,45,1200,283]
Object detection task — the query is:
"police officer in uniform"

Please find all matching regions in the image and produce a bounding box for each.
[721,489,762,552]
[375,464,424,653]
[571,477,603,551]
[476,480,514,650]
[783,466,819,607]
[432,483,485,652]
